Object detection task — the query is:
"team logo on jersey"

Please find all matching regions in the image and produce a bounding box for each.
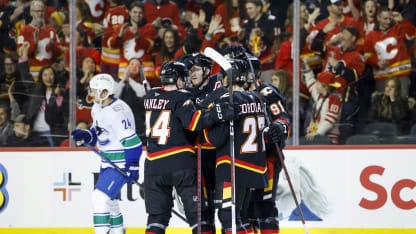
[0,163,9,213]
[53,172,81,201]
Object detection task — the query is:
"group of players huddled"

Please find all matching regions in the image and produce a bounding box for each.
[72,44,290,234]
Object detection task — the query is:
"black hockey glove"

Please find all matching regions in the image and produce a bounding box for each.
[263,120,288,143]
[210,102,235,122]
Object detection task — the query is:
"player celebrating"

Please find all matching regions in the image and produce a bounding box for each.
[246,54,290,234]
[224,44,290,234]
[71,74,142,234]
[143,61,234,234]
[200,58,269,234]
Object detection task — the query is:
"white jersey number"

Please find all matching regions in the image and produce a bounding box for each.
[145,110,171,145]
[241,116,265,153]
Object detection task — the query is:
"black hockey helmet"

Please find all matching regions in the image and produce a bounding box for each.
[193,53,212,70]
[160,61,189,85]
[221,59,249,86]
[223,44,247,59]
[176,54,195,70]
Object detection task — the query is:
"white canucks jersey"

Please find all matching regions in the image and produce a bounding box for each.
[91,98,140,167]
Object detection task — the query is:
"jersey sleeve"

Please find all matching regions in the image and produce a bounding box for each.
[176,93,215,131]
[303,69,320,101]
[201,123,229,148]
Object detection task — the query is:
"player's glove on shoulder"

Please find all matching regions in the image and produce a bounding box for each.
[210,102,235,122]
[263,120,288,143]
[71,128,97,146]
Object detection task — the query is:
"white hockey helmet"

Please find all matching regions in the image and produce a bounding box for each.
[89,73,115,103]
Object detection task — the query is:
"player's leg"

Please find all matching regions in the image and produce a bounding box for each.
[173,169,212,234]
[257,156,282,234]
[239,189,254,234]
[93,167,128,234]
[215,182,247,234]
[109,199,123,234]
[144,174,173,234]
[201,150,217,233]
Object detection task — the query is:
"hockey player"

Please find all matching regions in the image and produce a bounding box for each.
[246,55,290,234]
[201,58,269,234]
[143,61,234,234]
[181,53,226,233]
[71,73,142,234]
[224,44,290,234]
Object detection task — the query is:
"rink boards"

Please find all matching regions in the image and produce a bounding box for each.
[0,146,415,234]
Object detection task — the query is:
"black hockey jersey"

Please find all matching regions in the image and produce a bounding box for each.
[202,91,268,189]
[143,88,217,175]
[187,74,224,106]
[258,82,291,150]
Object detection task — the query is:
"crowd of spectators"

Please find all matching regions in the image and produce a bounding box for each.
[0,0,415,146]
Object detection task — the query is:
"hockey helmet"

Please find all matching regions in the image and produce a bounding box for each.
[160,61,189,85]
[222,59,249,86]
[176,54,195,70]
[89,73,115,102]
[223,44,247,59]
[193,53,212,70]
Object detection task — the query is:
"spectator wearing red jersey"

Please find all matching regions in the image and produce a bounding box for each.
[76,1,101,46]
[303,68,342,144]
[363,7,416,97]
[279,2,320,91]
[109,2,157,80]
[214,0,246,40]
[100,0,128,79]
[142,0,185,38]
[321,26,365,143]
[350,0,377,36]
[17,0,62,81]
[85,0,107,24]
[308,0,362,58]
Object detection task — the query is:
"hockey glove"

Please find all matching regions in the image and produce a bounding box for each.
[124,162,139,185]
[71,128,97,146]
[210,102,235,122]
[263,120,288,143]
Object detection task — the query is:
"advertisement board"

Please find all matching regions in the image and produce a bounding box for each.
[0,148,414,233]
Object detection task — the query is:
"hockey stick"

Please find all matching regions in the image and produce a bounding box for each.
[197,139,202,234]
[246,56,309,234]
[84,144,188,223]
[204,47,237,234]
[139,61,151,93]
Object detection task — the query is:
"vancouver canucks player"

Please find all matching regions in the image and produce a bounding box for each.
[71,73,142,234]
